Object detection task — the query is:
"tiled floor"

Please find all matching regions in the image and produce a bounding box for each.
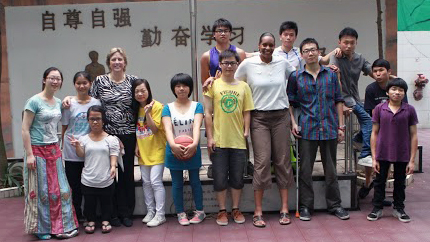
[1,129,429,242]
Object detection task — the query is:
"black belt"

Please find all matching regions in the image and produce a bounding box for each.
[252,108,288,113]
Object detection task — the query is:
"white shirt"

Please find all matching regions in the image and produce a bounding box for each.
[235,55,295,111]
[273,46,322,70]
[62,97,101,161]
[79,135,119,188]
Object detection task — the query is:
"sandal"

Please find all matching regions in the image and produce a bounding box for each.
[252,215,266,228]
[101,222,112,234]
[85,222,95,234]
[279,212,291,225]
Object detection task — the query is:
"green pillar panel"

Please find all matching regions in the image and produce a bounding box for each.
[398,0,430,31]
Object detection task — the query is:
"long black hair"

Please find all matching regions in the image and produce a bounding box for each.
[131,78,153,123]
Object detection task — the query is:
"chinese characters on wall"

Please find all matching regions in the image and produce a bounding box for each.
[42,7,245,47]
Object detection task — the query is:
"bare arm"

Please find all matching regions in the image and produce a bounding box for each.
[243,111,250,138]
[162,116,185,159]
[320,48,341,65]
[144,101,158,134]
[336,102,345,142]
[183,113,203,158]
[22,110,36,169]
[236,47,246,63]
[200,52,211,86]
[203,96,215,153]
[61,125,68,149]
[407,125,418,174]
[371,123,380,173]
[110,155,118,179]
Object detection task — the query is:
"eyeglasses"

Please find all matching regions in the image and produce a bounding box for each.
[46,76,62,82]
[220,61,238,66]
[302,48,318,55]
[89,117,102,122]
[215,29,231,34]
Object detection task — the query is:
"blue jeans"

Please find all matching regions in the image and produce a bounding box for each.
[170,169,203,213]
[352,103,372,158]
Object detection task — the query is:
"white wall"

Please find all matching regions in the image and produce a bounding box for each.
[398,31,430,128]
[6,0,381,156]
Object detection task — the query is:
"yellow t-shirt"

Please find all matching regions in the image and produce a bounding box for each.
[205,79,254,149]
[136,100,167,165]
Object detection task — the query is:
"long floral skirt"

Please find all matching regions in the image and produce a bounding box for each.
[24,144,78,235]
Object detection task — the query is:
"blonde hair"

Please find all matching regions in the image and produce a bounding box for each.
[106,47,128,72]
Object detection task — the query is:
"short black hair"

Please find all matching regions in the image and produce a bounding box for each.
[73,71,91,85]
[258,32,275,45]
[212,18,232,33]
[371,58,391,70]
[87,105,107,125]
[386,78,408,93]
[219,49,240,63]
[339,27,358,40]
[170,73,194,98]
[42,67,63,90]
[299,38,320,53]
[279,21,298,36]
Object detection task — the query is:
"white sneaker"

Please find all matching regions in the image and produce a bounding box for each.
[358,155,373,167]
[142,211,155,223]
[147,215,166,227]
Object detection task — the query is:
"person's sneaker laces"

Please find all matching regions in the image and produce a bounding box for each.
[232,209,245,224]
[333,207,350,220]
[177,212,190,226]
[189,210,206,224]
[216,210,229,226]
[367,207,383,221]
[358,182,374,199]
[393,208,411,223]
[147,215,166,227]
[142,211,155,223]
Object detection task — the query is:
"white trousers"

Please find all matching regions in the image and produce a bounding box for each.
[140,164,166,216]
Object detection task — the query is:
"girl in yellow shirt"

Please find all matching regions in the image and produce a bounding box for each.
[132,79,167,227]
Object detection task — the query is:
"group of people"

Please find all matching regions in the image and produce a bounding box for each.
[21,18,418,240]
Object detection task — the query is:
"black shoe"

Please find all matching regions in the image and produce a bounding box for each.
[383,200,392,207]
[332,207,350,220]
[122,217,133,227]
[393,208,411,223]
[299,207,311,221]
[358,182,374,199]
[110,217,122,227]
[367,207,383,221]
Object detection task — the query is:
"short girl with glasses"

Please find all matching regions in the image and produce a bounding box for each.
[61,71,100,223]
[69,105,119,234]
[22,67,79,240]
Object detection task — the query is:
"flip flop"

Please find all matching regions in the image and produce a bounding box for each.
[102,222,112,234]
[252,215,266,228]
[85,223,95,234]
[279,212,291,225]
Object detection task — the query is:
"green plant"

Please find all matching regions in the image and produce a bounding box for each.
[0,161,23,195]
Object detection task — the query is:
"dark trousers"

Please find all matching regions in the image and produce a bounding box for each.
[112,133,137,219]
[82,183,115,222]
[299,139,341,211]
[372,161,407,209]
[65,161,84,218]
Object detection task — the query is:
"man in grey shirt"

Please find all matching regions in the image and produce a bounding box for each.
[330,27,374,167]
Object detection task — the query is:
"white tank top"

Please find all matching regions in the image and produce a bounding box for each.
[168,101,197,138]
